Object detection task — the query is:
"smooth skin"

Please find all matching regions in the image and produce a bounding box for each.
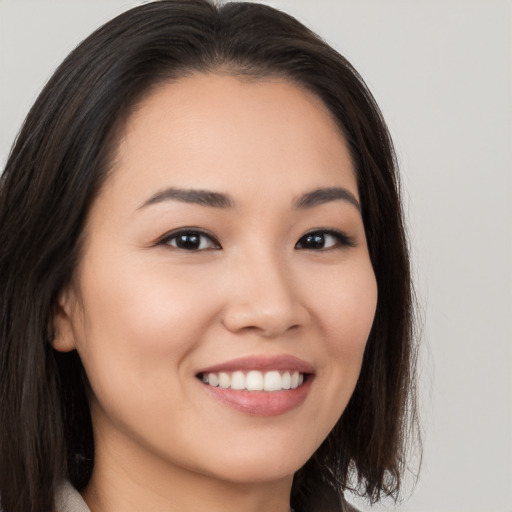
[53,73,378,512]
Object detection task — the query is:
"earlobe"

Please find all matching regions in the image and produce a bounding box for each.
[51,286,78,352]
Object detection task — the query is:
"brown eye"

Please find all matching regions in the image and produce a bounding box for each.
[295,230,355,250]
[162,230,221,251]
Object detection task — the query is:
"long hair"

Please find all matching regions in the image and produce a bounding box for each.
[0,2,419,511]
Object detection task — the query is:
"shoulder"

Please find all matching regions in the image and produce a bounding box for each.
[342,497,362,512]
[54,481,90,512]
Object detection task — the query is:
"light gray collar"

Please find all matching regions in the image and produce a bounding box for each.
[54,480,299,512]
[55,481,90,512]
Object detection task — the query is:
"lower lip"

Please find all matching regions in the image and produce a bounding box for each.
[200,377,313,416]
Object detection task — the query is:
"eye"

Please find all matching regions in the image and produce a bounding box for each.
[160,229,221,251]
[295,229,355,250]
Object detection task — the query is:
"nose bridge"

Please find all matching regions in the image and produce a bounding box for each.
[222,244,308,337]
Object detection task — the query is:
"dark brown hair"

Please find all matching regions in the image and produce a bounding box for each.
[0,2,419,511]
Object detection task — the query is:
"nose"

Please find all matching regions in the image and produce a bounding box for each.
[221,251,310,338]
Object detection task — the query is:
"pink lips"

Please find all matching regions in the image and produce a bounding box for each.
[197,354,314,417]
[197,354,315,375]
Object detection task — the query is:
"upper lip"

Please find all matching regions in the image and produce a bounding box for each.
[196,354,315,375]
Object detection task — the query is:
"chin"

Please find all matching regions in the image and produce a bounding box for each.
[203,459,302,485]
[192,437,317,485]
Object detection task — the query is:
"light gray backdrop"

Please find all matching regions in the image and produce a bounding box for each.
[0,1,511,511]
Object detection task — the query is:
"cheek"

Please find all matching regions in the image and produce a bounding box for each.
[306,258,377,415]
[313,258,377,353]
[73,257,220,394]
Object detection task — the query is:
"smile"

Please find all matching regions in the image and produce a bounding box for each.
[196,355,314,416]
[199,370,305,391]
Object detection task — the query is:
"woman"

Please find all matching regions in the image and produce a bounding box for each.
[0,1,419,511]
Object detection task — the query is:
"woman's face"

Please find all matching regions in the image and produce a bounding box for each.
[55,74,377,488]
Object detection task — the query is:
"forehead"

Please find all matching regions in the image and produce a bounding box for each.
[103,73,358,209]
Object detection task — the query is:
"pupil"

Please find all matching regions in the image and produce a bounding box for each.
[304,234,324,248]
[177,233,200,249]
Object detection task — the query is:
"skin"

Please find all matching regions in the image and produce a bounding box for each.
[53,73,378,512]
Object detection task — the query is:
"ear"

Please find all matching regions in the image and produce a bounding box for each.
[51,285,79,352]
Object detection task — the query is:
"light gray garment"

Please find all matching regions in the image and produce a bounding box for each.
[55,481,90,512]
[53,480,359,512]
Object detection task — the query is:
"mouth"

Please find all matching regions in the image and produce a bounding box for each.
[197,370,307,391]
[195,355,314,416]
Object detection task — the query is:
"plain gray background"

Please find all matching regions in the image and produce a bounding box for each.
[1,1,511,511]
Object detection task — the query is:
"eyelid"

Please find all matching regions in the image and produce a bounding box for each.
[157,227,221,250]
[295,228,356,250]
[154,227,354,251]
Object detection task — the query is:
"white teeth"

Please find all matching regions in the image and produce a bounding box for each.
[218,372,230,388]
[201,370,306,392]
[230,371,245,390]
[290,371,300,389]
[246,370,264,391]
[263,370,282,391]
[282,371,291,390]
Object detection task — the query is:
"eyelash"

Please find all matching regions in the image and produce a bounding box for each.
[295,229,355,250]
[159,228,220,251]
[158,228,355,252]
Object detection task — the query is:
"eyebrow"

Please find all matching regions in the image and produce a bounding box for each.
[293,187,361,212]
[138,186,360,212]
[138,187,235,209]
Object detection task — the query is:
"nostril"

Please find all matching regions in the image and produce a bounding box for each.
[221,306,309,338]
